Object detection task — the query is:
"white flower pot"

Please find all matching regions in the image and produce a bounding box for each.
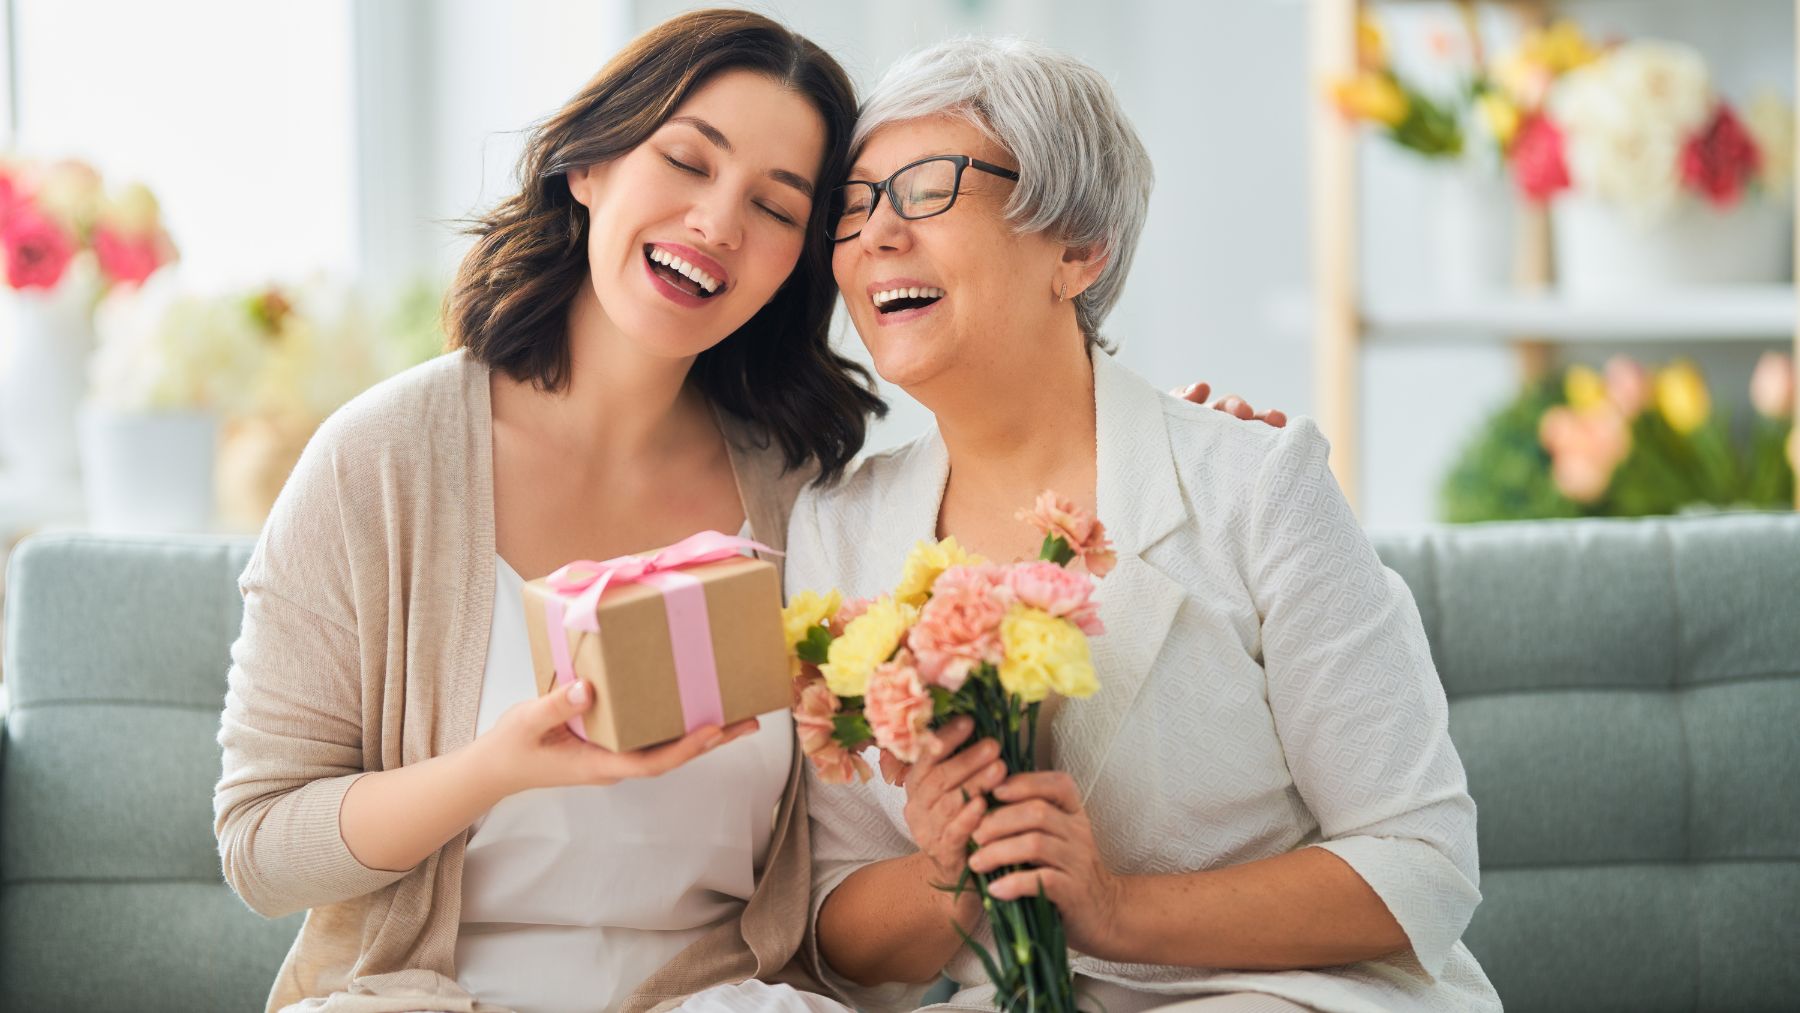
[0,274,99,493]
[1553,195,1792,297]
[1428,163,1516,298]
[78,406,218,532]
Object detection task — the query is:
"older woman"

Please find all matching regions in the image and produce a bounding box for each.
[789,38,1501,1013]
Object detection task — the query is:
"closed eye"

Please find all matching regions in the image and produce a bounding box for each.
[664,155,705,176]
[757,202,797,226]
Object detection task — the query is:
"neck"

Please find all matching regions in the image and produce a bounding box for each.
[919,321,1098,512]
[524,277,709,462]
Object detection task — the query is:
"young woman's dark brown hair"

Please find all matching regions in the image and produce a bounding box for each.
[448,6,882,481]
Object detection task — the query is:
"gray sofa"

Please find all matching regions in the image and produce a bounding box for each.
[2,516,1797,1011]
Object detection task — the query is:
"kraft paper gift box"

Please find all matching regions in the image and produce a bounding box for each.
[521,533,791,752]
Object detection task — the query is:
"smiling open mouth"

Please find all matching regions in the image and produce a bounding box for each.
[644,245,722,300]
[872,286,945,315]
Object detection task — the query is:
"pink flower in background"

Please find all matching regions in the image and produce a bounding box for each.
[863,652,934,763]
[1018,491,1116,577]
[1006,561,1104,636]
[1750,351,1795,420]
[1,204,75,290]
[1511,113,1572,202]
[1603,356,1652,418]
[1540,404,1631,503]
[794,676,871,785]
[92,226,162,287]
[909,564,1008,691]
[1681,105,1762,207]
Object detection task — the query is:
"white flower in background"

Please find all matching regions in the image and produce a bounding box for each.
[1744,92,1795,194]
[1549,40,1713,220]
[253,276,384,423]
[90,271,272,415]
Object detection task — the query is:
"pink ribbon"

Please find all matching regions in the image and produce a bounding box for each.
[539,531,777,743]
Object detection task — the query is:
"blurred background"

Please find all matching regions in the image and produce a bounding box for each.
[0,0,1794,553]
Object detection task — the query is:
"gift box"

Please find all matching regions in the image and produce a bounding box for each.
[522,531,791,752]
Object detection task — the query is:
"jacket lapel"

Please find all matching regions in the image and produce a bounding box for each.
[1053,351,1189,801]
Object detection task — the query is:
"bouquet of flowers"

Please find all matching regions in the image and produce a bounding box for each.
[1442,353,1796,521]
[1497,31,1793,213]
[786,492,1114,1013]
[0,157,176,294]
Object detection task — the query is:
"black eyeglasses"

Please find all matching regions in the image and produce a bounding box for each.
[830,154,1020,242]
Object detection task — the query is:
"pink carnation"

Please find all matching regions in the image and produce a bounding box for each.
[794,677,871,785]
[863,651,935,764]
[908,564,1008,691]
[1006,561,1105,636]
[1017,491,1116,577]
[829,596,874,637]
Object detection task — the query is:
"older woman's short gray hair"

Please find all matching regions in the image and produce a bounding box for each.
[852,37,1154,343]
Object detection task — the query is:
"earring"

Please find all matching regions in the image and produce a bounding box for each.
[1056,281,1068,303]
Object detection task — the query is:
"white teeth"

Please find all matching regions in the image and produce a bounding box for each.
[872,286,947,308]
[648,247,720,294]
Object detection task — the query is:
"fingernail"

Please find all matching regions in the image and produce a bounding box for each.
[567,681,589,703]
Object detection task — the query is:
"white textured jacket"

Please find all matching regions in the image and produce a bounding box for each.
[787,349,1502,1013]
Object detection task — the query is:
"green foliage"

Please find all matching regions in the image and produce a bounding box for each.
[1440,381,1579,523]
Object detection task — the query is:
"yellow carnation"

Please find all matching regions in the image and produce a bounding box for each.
[781,589,841,651]
[894,536,984,608]
[821,596,915,698]
[997,606,1098,704]
[1656,361,1711,435]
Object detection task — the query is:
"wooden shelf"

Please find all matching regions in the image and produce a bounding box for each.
[1361,285,1797,342]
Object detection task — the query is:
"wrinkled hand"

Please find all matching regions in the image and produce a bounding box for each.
[1176,381,1288,428]
[479,679,758,798]
[968,770,1124,956]
[896,717,1010,893]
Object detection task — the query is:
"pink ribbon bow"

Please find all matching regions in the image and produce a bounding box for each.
[539,530,778,743]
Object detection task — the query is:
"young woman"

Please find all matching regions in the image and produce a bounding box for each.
[214,11,876,1012]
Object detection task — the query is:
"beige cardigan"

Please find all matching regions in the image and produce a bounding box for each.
[214,350,820,1013]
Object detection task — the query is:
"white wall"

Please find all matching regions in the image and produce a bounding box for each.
[13,0,359,289]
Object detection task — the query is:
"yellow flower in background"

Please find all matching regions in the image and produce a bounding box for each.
[822,596,914,698]
[1564,365,1608,412]
[1356,14,1388,70]
[1533,20,1601,74]
[781,588,841,651]
[997,606,1097,704]
[98,182,164,235]
[1477,91,1522,149]
[1655,361,1712,434]
[895,536,984,608]
[1495,20,1600,107]
[1332,72,1409,128]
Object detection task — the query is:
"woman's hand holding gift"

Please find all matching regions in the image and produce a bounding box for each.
[968,770,1125,959]
[479,679,759,796]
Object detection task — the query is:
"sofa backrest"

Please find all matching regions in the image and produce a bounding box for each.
[1,533,299,1013]
[3,517,1797,1012]
[1373,513,1800,1011]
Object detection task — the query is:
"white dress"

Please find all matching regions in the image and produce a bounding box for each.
[455,553,840,1013]
[789,349,1502,1013]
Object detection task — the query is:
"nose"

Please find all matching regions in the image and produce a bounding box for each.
[685,188,744,251]
[857,193,910,255]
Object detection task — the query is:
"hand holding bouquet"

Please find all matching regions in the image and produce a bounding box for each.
[786,492,1114,1013]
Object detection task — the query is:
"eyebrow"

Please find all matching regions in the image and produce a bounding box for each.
[668,115,815,199]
